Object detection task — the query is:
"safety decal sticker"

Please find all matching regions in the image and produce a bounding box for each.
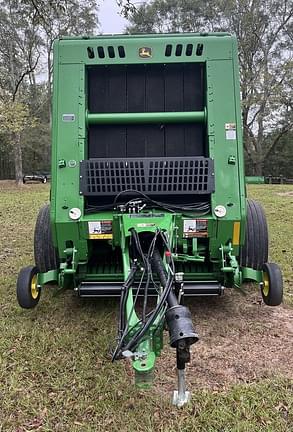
[225,123,236,140]
[88,221,113,240]
[183,219,208,238]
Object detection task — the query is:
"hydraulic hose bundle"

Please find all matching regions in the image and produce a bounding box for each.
[112,229,198,371]
[86,189,210,215]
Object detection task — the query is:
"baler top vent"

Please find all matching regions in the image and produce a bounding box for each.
[87,44,203,60]
[87,45,126,59]
[165,43,204,57]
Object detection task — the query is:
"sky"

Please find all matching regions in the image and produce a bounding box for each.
[99,0,130,34]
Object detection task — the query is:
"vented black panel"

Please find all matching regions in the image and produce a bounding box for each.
[80,157,214,196]
[88,124,204,158]
[87,63,204,113]
[87,63,205,159]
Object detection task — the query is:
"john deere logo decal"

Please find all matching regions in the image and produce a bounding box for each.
[139,47,152,58]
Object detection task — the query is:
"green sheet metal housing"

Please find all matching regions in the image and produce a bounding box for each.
[50,33,246,284]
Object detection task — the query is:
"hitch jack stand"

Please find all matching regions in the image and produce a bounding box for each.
[173,367,191,407]
[172,343,193,407]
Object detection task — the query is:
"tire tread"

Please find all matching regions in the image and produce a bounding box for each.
[34,204,58,272]
[16,266,40,309]
[240,199,268,270]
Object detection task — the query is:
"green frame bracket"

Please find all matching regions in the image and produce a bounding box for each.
[241,267,263,283]
[38,270,58,286]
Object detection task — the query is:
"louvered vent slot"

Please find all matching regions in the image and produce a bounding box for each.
[97,46,105,58]
[87,47,95,59]
[175,44,183,56]
[196,43,204,56]
[186,44,193,56]
[80,157,215,196]
[165,44,172,56]
[108,46,115,58]
[118,46,125,58]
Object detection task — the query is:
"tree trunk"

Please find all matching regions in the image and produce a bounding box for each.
[13,132,23,185]
[253,160,264,176]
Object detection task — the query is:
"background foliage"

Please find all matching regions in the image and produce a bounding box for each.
[127,0,293,177]
[0,0,292,181]
[0,0,99,182]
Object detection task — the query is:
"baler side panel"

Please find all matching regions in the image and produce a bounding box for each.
[231,37,247,248]
[207,59,243,258]
[50,41,59,248]
[51,61,87,261]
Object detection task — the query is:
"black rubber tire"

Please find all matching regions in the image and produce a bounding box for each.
[240,199,268,270]
[42,176,47,184]
[17,266,40,309]
[34,204,58,273]
[261,262,283,306]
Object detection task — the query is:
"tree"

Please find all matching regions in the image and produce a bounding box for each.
[117,0,136,18]
[263,130,293,178]
[0,101,38,174]
[32,0,99,121]
[0,0,41,184]
[127,0,293,175]
[0,0,99,183]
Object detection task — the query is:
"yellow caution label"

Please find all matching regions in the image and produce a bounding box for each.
[89,234,113,240]
[232,221,241,245]
[88,221,112,240]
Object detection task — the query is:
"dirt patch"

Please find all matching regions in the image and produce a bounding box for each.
[153,290,293,392]
[276,191,293,197]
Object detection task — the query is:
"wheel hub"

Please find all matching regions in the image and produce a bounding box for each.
[31,275,39,299]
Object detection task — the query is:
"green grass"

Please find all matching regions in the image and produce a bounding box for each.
[246,185,293,305]
[0,183,292,431]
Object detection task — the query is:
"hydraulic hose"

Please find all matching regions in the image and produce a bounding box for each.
[150,249,178,308]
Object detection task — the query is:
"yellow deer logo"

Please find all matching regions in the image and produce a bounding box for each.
[139,47,152,58]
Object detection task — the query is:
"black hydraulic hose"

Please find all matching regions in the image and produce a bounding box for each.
[114,230,153,359]
[151,249,178,308]
[114,230,179,357]
[113,264,137,361]
[119,262,138,336]
[142,262,151,323]
[123,245,176,353]
[142,231,159,323]
[123,283,170,351]
[113,268,146,361]
[112,189,210,213]
[130,229,150,323]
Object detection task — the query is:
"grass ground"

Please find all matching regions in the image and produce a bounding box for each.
[0,182,292,431]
